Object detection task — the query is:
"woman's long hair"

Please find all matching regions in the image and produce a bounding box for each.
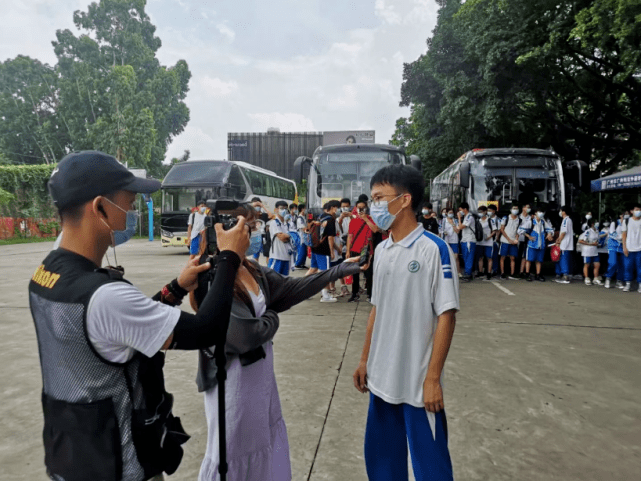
[189,203,263,312]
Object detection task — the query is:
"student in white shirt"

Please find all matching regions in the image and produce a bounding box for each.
[266,201,292,276]
[442,208,461,277]
[294,203,309,269]
[475,206,496,280]
[187,200,208,260]
[578,218,601,285]
[554,206,575,284]
[517,204,532,277]
[621,202,641,293]
[457,201,476,282]
[353,164,458,481]
[499,205,522,280]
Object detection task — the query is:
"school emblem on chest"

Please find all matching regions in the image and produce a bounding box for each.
[408,260,420,273]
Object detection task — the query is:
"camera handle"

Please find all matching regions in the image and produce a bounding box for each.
[209,263,230,481]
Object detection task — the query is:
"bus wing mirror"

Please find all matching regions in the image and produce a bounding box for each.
[459,162,470,189]
[410,155,422,173]
[294,156,312,184]
[563,160,589,192]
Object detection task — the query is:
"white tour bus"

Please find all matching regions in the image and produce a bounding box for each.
[293,143,421,216]
[161,160,297,247]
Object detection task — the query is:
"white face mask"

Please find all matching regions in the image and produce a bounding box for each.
[279,209,288,218]
[585,214,592,220]
[199,207,206,214]
[634,210,641,218]
[422,209,429,215]
[537,212,544,219]
[624,214,630,219]
[559,211,564,217]
[526,208,531,214]
[511,209,519,215]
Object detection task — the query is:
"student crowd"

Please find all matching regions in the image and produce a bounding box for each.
[413,201,641,293]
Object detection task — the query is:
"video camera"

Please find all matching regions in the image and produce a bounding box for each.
[202,199,245,256]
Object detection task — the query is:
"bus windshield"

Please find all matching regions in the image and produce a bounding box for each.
[314,151,406,202]
[162,187,221,213]
[470,156,561,209]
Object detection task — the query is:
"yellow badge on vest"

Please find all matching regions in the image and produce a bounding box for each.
[32,265,61,289]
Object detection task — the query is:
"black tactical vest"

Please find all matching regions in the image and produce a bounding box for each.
[29,249,188,481]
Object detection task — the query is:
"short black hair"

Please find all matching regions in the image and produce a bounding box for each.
[634,201,641,209]
[275,200,288,208]
[357,194,369,203]
[197,200,206,206]
[511,203,520,210]
[289,203,297,210]
[298,203,306,210]
[370,165,424,211]
[561,205,573,216]
[488,204,497,211]
[251,197,261,202]
[478,205,488,212]
[327,200,341,209]
[340,198,351,205]
[459,202,470,210]
[424,202,433,209]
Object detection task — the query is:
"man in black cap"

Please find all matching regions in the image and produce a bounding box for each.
[29,151,249,481]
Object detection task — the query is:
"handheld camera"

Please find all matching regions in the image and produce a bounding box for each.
[202,199,244,256]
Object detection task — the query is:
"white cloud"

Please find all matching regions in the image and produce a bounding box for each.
[375,0,402,25]
[216,23,235,44]
[166,125,217,160]
[198,76,239,97]
[248,113,316,132]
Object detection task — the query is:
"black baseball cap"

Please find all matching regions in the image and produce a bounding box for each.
[48,151,161,211]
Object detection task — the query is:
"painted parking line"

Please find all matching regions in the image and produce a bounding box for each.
[491,281,515,296]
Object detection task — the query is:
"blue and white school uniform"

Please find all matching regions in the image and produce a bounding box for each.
[605,223,621,280]
[367,225,458,481]
[499,215,521,258]
[441,219,459,254]
[555,216,574,276]
[460,213,476,276]
[521,218,553,264]
[490,217,500,273]
[475,217,494,258]
[622,218,641,284]
[579,228,600,264]
[295,215,308,267]
[267,218,291,276]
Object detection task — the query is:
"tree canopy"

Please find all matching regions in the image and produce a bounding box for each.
[394,0,641,181]
[0,0,191,177]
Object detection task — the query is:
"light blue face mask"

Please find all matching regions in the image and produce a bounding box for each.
[279,209,288,218]
[246,231,263,256]
[101,197,139,247]
[370,194,403,230]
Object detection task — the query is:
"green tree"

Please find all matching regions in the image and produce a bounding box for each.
[396,0,641,181]
[52,0,191,176]
[0,56,69,165]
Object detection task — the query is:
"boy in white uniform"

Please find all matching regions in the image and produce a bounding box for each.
[475,205,496,280]
[353,164,459,481]
[554,206,575,284]
[578,219,601,285]
[621,202,641,293]
[267,200,292,276]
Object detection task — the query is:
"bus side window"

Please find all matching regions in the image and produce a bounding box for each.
[228,165,247,200]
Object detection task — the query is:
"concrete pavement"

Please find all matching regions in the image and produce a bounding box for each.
[1,239,640,480]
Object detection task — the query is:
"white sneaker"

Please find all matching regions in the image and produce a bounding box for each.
[604,278,611,288]
[584,278,592,286]
[320,296,338,303]
[616,281,624,289]
[638,285,641,294]
[622,282,631,292]
[593,278,603,286]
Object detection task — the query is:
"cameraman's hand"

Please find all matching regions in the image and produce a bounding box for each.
[346,255,370,271]
[177,258,212,292]
[216,216,249,258]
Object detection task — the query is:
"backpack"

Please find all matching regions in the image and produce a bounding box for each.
[311,214,332,248]
[473,215,484,243]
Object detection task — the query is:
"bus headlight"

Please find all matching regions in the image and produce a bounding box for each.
[161,229,173,238]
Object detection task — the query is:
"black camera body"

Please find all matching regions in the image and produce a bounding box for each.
[202,199,242,255]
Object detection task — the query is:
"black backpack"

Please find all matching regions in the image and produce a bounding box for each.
[473,215,484,243]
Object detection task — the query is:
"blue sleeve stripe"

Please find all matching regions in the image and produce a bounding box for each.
[422,231,455,279]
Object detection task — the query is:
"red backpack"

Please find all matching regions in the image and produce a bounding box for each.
[550,244,561,262]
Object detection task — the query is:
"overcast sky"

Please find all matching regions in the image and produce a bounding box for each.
[2,0,439,162]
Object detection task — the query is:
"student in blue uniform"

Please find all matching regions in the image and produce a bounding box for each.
[457,202,476,282]
[520,207,554,282]
[578,218,601,285]
[266,201,292,276]
[487,205,501,277]
[475,206,496,280]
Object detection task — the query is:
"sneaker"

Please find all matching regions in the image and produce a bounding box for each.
[338,286,349,297]
[604,278,611,289]
[508,275,520,280]
[526,274,533,282]
[584,278,592,286]
[622,282,631,292]
[328,288,337,298]
[320,296,338,303]
[593,278,603,286]
[555,276,570,284]
[461,276,472,283]
[485,273,492,281]
[573,274,584,280]
[348,295,360,303]
[637,286,641,294]
[616,281,624,289]
[555,274,561,281]
[520,272,528,280]
[536,275,546,282]
[458,272,463,278]
[366,297,372,304]
[501,273,508,280]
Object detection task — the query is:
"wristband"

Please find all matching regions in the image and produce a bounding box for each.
[169,278,188,298]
